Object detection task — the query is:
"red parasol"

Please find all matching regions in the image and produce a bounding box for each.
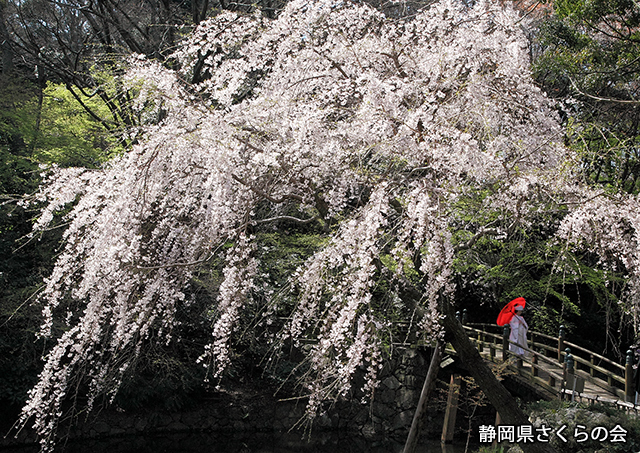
[496,297,526,326]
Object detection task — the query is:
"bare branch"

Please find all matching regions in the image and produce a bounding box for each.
[234,135,264,153]
[313,49,350,79]
[231,174,304,203]
[380,50,407,78]
[287,74,330,89]
[570,77,640,105]
[253,214,319,225]
[454,228,499,252]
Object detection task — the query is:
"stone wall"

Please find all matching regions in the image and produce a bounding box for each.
[369,347,437,438]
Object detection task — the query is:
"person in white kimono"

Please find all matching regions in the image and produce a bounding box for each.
[509,305,529,357]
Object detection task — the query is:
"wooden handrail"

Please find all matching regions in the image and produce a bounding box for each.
[528,331,559,343]
[464,325,626,373]
[461,323,633,403]
[397,318,634,404]
[563,340,625,372]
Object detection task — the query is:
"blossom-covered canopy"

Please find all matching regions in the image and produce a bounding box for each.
[19,0,640,450]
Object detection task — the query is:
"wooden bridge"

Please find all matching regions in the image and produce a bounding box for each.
[456,321,639,412]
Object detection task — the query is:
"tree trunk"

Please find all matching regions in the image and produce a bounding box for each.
[0,0,13,80]
[402,340,443,453]
[440,301,557,453]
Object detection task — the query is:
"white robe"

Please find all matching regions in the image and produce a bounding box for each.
[509,314,529,357]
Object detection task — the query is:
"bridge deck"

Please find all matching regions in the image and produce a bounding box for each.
[456,324,640,413]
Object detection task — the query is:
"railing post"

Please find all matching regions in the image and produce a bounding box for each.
[558,325,565,363]
[561,347,571,400]
[590,354,595,378]
[626,349,634,403]
[531,353,538,378]
[547,348,556,388]
[561,355,567,400]
[477,331,483,353]
[502,325,510,361]
[566,353,575,402]
[566,353,574,373]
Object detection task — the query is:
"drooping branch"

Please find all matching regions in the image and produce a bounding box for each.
[231,173,304,203]
[380,50,408,78]
[253,214,319,225]
[313,49,351,79]
[454,227,499,252]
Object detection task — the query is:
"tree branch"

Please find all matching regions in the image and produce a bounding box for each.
[454,228,499,252]
[253,214,319,225]
[313,49,350,79]
[65,84,115,131]
[231,174,304,203]
[570,77,640,105]
[380,50,407,78]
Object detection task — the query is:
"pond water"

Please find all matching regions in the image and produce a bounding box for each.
[1,432,478,453]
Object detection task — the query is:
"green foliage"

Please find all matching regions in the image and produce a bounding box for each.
[529,305,563,337]
[33,82,121,167]
[454,223,629,348]
[533,0,640,193]
[247,231,326,344]
[448,179,631,352]
[187,230,328,388]
[450,185,568,321]
[255,232,327,295]
[1,78,119,174]
[0,147,38,195]
[379,253,419,281]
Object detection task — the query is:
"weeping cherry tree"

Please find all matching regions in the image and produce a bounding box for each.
[16,0,640,450]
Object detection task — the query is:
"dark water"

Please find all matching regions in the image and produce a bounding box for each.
[1,432,476,453]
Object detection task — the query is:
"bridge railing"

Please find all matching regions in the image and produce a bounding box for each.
[462,323,566,398]
[461,321,636,403]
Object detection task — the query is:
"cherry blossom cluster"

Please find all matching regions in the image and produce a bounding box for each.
[198,234,258,378]
[556,193,640,331]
